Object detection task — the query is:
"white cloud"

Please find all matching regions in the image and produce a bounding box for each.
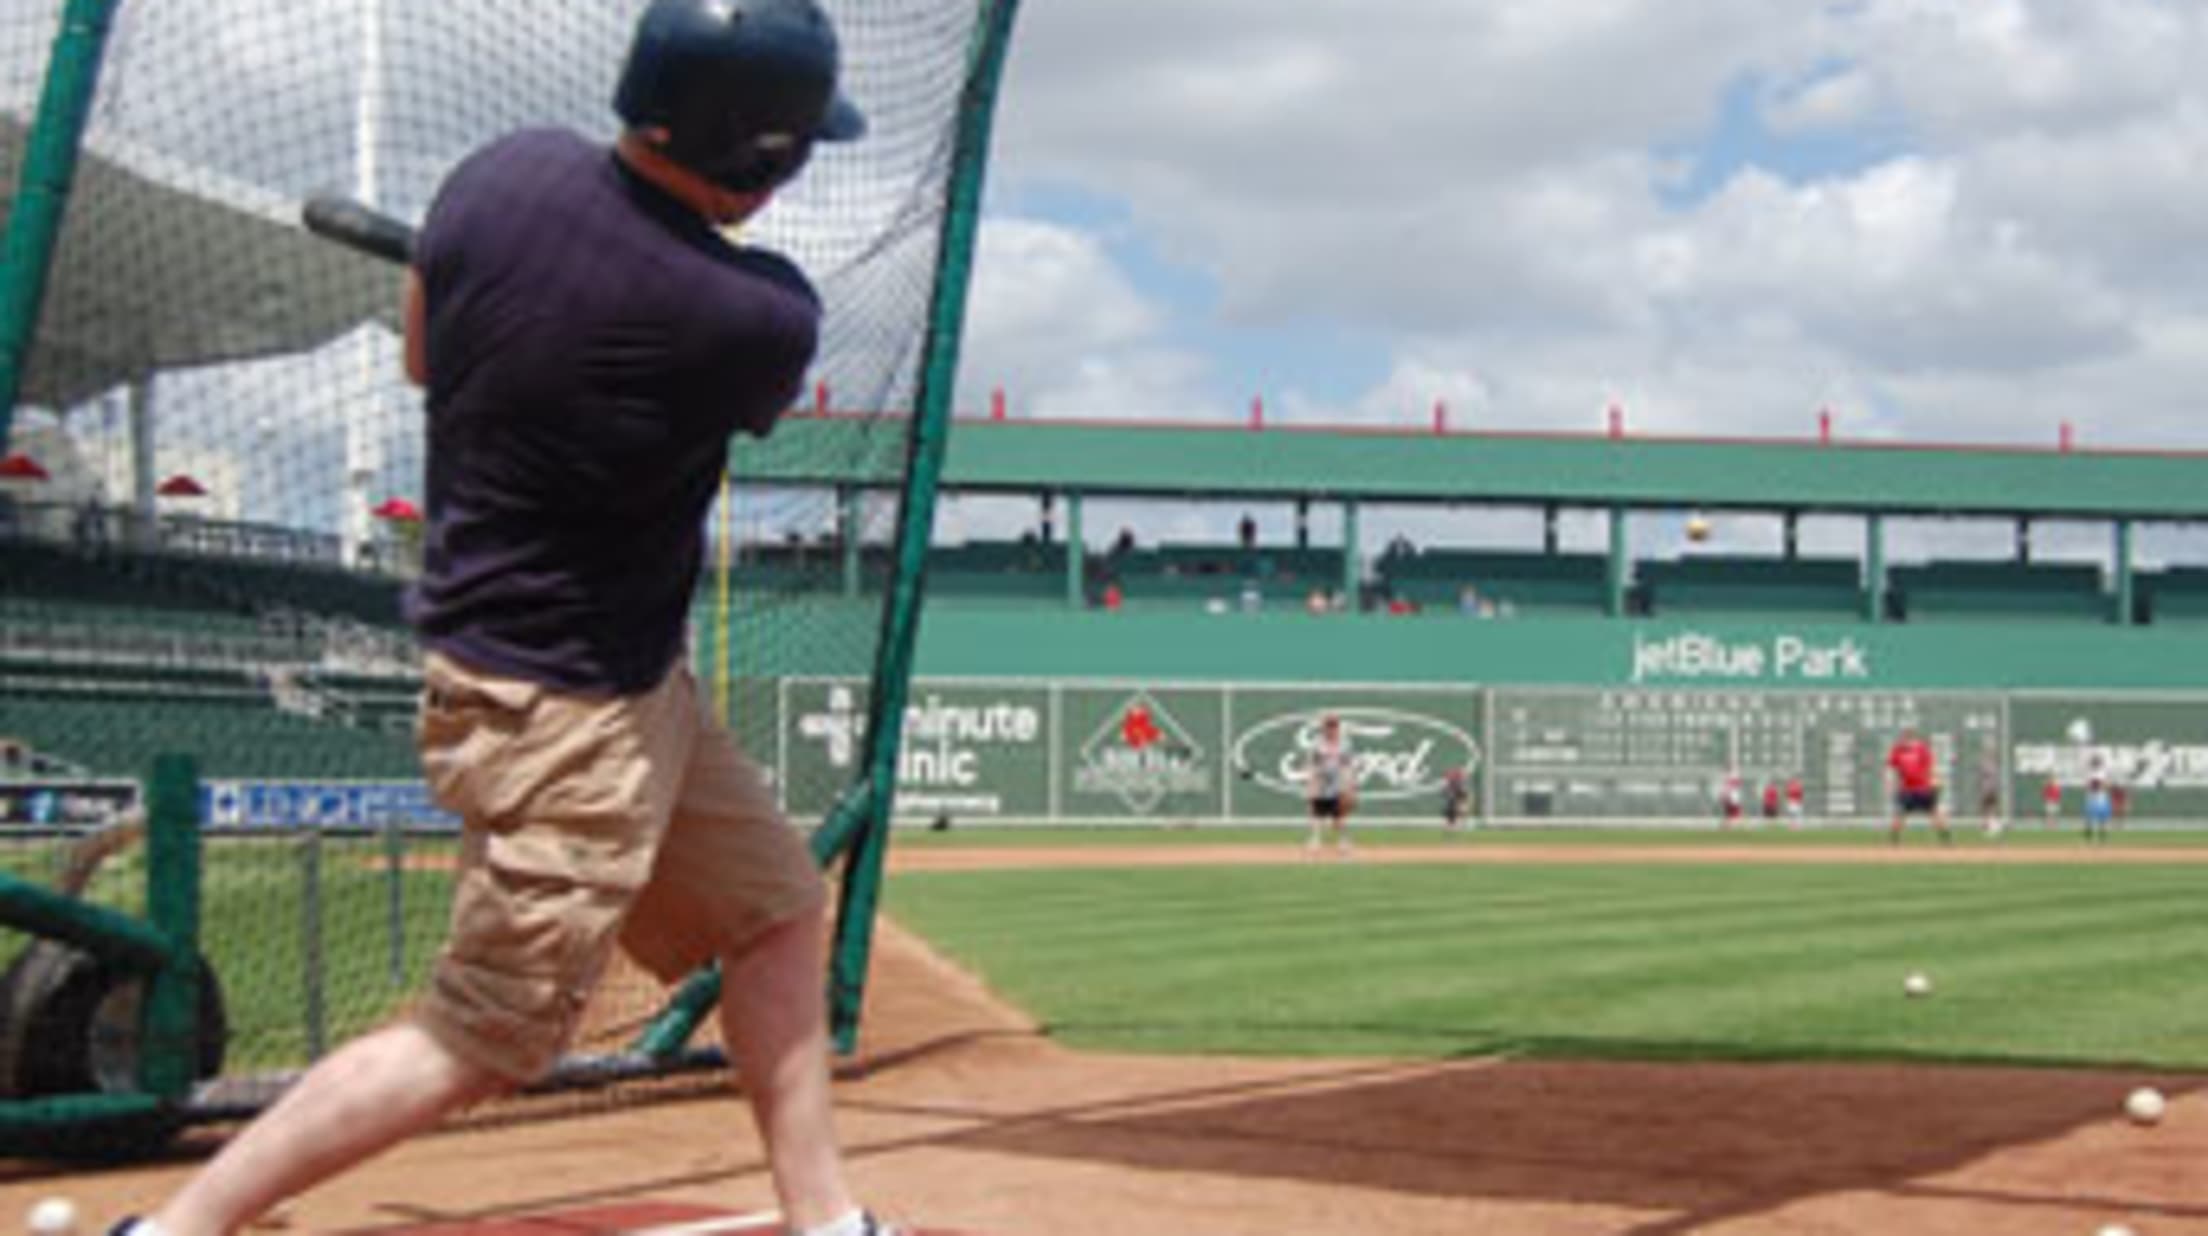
[969,0,2208,457]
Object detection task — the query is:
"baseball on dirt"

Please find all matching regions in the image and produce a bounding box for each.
[2125,1086,2166,1126]
[1903,971,1932,998]
[27,1197,78,1235]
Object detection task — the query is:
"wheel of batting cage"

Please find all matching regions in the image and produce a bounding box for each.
[0,938,227,1102]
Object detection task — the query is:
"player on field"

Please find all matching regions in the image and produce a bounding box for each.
[1885,726,1951,845]
[117,4,898,1235]
[1977,741,2005,838]
[2083,749,2115,843]
[1440,763,1471,832]
[1305,713,1357,857]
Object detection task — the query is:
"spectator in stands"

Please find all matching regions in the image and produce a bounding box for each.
[1113,526,1135,557]
[1305,587,1331,615]
[1458,584,1482,616]
[120,6,889,1236]
[1100,579,1124,611]
[0,739,26,775]
[1238,512,1257,551]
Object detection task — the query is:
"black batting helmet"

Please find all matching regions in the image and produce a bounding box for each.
[614,0,866,193]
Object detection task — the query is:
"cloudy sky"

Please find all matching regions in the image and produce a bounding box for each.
[958,0,2208,459]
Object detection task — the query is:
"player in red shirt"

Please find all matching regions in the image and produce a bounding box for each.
[1784,775,1806,829]
[1886,727,1951,845]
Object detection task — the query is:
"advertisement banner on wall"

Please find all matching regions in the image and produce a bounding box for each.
[1061,686,1225,821]
[2010,694,2208,822]
[781,678,1053,822]
[1225,687,1485,822]
[0,780,141,829]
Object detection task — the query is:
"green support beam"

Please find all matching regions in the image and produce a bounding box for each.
[1065,490,1083,608]
[2114,518,2135,626]
[0,0,122,449]
[1866,514,1887,623]
[1606,506,1629,617]
[1341,498,1360,611]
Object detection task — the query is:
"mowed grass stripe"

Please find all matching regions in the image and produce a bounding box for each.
[887,861,2208,1067]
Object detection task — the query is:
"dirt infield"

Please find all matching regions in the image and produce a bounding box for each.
[5,842,2206,1234]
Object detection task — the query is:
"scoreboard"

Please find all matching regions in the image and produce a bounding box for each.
[1488,687,2005,824]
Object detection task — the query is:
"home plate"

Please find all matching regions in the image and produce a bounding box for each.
[388,1200,982,1233]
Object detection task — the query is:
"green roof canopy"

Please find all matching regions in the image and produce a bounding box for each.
[737,415,2208,521]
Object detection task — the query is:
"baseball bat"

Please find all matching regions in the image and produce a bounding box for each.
[302,194,416,266]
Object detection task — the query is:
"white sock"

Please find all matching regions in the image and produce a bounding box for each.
[792,1208,870,1236]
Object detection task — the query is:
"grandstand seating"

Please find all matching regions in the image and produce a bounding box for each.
[1640,556,1863,620]
[0,663,417,779]
[1377,549,1613,616]
[2140,567,2208,625]
[1887,560,2110,623]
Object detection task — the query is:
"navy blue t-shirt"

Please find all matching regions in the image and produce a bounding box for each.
[405,128,820,694]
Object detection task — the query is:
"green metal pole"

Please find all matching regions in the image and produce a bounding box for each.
[1064,490,1083,607]
[0,0,122,449]
[1865,513,1887,623]
[1341,498,1360,611]
[840,485,861,598]
[140,753,202,1100]
[825,0,1022,1054]
[1606,506,1628,616]
[2113,517,2134,625]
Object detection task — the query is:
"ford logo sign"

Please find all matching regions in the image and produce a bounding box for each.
[1231,708,1481,802]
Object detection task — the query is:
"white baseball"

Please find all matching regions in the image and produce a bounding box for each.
[2125,1086,2166,1126]
[27,1197,78,1236]
[1903,972,1932,998]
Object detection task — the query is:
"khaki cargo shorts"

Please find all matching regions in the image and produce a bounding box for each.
[412,651,824,1083]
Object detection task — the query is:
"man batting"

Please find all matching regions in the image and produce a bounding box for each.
[111,3,897,1234]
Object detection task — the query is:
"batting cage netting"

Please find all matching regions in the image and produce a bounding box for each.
[0,0,1017,1158]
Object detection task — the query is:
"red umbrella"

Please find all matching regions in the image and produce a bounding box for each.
[0,451,49,480]
[373,496,423,522]
[157,473,208,497]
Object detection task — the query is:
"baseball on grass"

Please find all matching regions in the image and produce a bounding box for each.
[1903,971,1932,998]
[28,1197,78,1235]
[2125,1086,2166,1126]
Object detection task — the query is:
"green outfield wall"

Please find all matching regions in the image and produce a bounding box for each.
[715,603,2208,826]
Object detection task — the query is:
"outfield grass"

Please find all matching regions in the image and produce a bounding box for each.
[885,857,2208,1070]
[891,822,2208,850]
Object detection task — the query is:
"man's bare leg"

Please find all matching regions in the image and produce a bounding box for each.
[719,914,859,1234]
[149,1021,507,1236]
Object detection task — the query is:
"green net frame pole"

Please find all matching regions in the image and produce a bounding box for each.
[0,754,202,1152]
[0,0,121,450]
[139,753,203,1098]
[822,0,1022,1054]
[629,0,1023,1063]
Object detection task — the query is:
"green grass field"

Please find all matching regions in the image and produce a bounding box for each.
[885,853,2208,1070]
[10,827,2205,1079]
